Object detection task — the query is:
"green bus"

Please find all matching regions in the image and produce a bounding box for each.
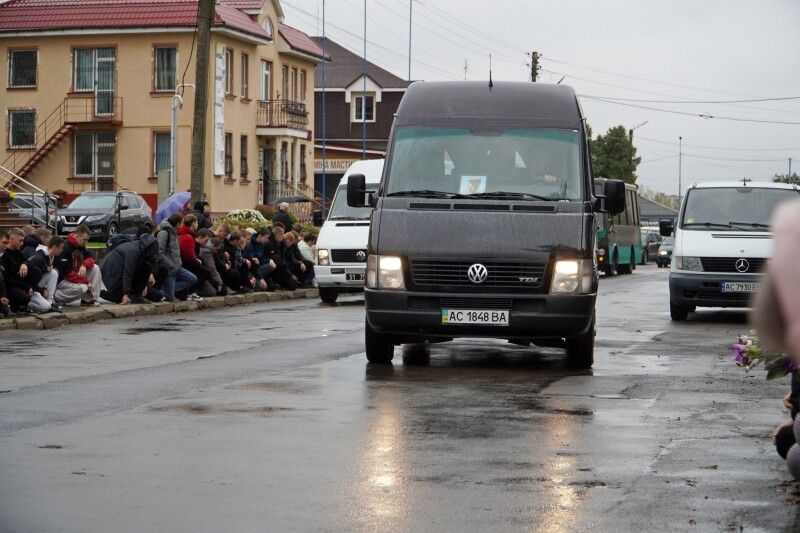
[594,178,643,276]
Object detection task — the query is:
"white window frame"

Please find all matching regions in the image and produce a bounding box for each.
[73,131,116,181]
[8,108,37,149]
[299,70,307,103]
[240,53,249,98]
[351,93,376,123]
[8,49,38,88]
[153,131,171,176]
[260,60,271,101]
[153,45,178,93]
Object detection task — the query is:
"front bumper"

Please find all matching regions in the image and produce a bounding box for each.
[669,271,759,308]
[57,220,109,239]
[316,264,366,291]
[365,289,596,341]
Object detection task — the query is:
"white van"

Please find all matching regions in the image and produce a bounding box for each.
[660,180,799,321]
[315,159,384,303]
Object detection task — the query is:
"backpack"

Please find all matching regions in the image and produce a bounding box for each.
[107,234,137,251]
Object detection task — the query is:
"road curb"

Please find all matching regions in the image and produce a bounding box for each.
[0,288,320,332]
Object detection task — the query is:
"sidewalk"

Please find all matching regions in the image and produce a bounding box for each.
[0,289,319,331]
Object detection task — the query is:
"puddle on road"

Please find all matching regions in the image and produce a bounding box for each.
[122,321,184,335]
[148,402,295,416]
[231,381,314,394]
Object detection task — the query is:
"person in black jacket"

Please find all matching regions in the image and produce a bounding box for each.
[776,372,800,460]
[100,234,160,304]
[21,228,51,259]
[190,201,213,230]
[1,228,34,311]
[0,230,10,317]
[271,202,294,232]
[26,235,64,312]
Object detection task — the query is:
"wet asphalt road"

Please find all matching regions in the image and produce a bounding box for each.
[1,265,798,532]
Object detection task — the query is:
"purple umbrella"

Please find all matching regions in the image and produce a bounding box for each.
[155,192,191,224]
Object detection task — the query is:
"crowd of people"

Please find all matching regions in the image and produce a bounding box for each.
[0,201,318,317]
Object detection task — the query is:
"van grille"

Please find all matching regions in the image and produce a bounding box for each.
[410,260,546,289]
[700,257,766,273]
[331,249,367,263]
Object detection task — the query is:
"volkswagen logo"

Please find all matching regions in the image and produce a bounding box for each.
[467,263,488,284]
[356,251,367,262]
[735,258,750,273]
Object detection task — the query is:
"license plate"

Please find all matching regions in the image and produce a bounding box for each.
[441,309,509,326]
[720,282,759,293]
[61,226,76,233]
[346,273,364,281]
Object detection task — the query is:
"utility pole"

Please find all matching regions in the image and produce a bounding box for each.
[407,0,412,82]
[790,157,793,176]
[629,121,648,143]
[464,59,468,80]
[678,136,683,206]
[189,0,214,204]
[527,51,541,82]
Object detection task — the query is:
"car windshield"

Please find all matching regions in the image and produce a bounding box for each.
[662,236,674,245]
[681,187,799,230]
[328,185,375,220]
[68,195,117,210]
[385,127,583,200]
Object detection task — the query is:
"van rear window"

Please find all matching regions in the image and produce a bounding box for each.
[385,127,583,201]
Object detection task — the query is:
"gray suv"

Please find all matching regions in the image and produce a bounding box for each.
[57,190,153,240]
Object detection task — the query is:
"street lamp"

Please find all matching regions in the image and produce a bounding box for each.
[171,84,195,195]
[628,121,648,143]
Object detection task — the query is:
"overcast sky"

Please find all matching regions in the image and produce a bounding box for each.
[284,0,800,194]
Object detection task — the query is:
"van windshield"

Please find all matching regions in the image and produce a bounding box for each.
[681,187,799,231]
[385,127,583,200]
[328,184,375,220]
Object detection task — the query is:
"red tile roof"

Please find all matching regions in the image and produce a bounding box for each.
[0,0,271,40]
[278,23,329,61]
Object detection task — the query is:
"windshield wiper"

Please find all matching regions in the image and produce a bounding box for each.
[461,191,558,201]
[386,190,466,199]
[682,222,737,229]
[329,216,368,221]
[728,221,771,230]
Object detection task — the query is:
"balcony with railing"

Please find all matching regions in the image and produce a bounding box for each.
[256,100,308,131]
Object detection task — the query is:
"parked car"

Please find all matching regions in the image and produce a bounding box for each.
[656,236,673,267]
[57,190,153,240]
[8,192,53,228]
[641,229,662,263]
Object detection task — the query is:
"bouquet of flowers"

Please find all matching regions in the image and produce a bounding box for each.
[0,188,15,205]
[732,330,796,380]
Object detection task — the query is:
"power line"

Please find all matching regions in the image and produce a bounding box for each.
[582,96,800,125]
[581,94,800,104]
[636,136,800,152]
[639,154,678,165]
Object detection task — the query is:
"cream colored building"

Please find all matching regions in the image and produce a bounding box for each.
[0,0,326,213]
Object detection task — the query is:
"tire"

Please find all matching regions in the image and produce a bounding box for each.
[319,287,338,304]
[565,315,595,369]
[670,302,690,321]
[604,251,617,277]
[108,221,119,237]
[641,250,649,265]
[618,250,633,275]
[365,318,394,364]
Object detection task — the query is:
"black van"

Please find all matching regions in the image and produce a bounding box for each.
[347,81,625,368]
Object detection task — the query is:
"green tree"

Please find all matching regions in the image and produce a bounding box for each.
[773,173,800,185]
[591,125,642,184]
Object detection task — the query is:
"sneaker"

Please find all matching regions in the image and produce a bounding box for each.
[187,293,203,301]
[49,303,64,313]
[81,300,100,306]
[129,296,152,305]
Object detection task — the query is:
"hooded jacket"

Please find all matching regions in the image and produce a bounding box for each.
[190,201,213,230]
[0,246,32,292]
[198,240,223,288]
[155,219,181,274]
[53,233,95,284]
[177,224,199,265]
[21,234,42,260]
[100,234,159,296]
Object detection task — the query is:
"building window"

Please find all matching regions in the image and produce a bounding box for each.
[8,109,36,148]
[280,141,288,181]
[225,49,234,95]
[73,131,115,182]
[262,18,273,39]
[352,93,375,122]
[8,49,37,88]
[260,60,272,100]
[74,48,115,92]
[153,131,171,176]
[281,65,289,99]
[224,132,233,177]
[154,46,177,92]
[240,135,248,180]
[290,68,297,101]
[299,70,307,102]
[240,53,249,98]
[299,144,306,183]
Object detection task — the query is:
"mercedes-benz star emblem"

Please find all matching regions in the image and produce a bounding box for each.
[356,251,367,262]
[467,263,488,284]
[735,258,750,273]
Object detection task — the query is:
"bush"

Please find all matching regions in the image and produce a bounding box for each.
[299,223,319,237]
[216,208,269,232]
[255,204,276,220]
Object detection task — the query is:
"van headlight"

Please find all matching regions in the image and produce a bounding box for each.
[674,256,702,271]
[658,250,668,256]
[366,254,405,290]
[318,249,330,266]
[551,259,593,294]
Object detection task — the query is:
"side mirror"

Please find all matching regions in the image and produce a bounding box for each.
[118,204,129,211]
[603,179,626,215]
[347,174,367,207]
[659,219,674,237]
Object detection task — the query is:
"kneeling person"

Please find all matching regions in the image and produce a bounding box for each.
[100,234,160,304]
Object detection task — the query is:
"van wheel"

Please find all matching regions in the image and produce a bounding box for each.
[641,250,649,265]
[618,252,632,275]
[565,316,595,369]
[319,287,338,304]
[670,303,690,321]
[365,318,394,364]
[604,252,617,277]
